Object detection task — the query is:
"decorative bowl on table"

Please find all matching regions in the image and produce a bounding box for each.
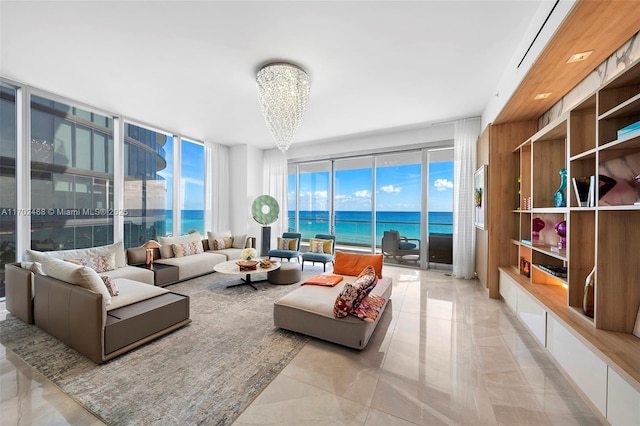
[259,259,274,268]
[237,260,258,271]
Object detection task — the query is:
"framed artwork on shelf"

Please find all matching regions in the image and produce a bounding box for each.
[474,165,487,229]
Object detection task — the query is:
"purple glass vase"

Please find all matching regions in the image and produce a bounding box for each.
[555,220,566,249]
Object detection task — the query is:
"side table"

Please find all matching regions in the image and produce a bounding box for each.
[135,263,179,287]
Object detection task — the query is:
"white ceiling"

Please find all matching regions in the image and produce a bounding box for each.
[1,1,550,150]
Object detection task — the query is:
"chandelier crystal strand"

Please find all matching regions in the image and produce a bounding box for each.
[256,63,310,152]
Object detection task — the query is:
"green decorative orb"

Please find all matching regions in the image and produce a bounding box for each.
[251,195,279,225]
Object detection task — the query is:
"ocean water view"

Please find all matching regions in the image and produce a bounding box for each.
[289,211,452,246]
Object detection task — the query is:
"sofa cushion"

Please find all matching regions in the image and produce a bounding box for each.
[106,278,169,311]
[25,242,127,268]
[232,234,247,249]
[41,258,112,305]
[20,261,44,275]
[99,265,154,285]
[158,233,203,259]
[155,252,226,281]
[333,251,383,278]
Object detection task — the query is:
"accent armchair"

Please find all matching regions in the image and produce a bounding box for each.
[301,234,336,271]
[381,230,420,264]
[268,232,302,262]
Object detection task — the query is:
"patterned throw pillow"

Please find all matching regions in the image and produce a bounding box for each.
[278,238,291,250]
[74,253,116,273]
[350,294,385,322]
[211,238,228,250]
[101,276,120,296]
[333,265,378,318]
[311,240,325,253]
[309,238,333,254]
[172,241,204,257]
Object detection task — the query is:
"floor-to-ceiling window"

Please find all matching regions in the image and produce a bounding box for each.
[375,151,422,255]
[0,84,17,299]
[30,94,114,250]
[180,139,205,235]
[297,161,331,239]
[426,148,454,265]
[123,122,172,247]
[288,146,453,269]
[334,157,373,249]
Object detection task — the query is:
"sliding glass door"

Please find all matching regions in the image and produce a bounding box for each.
[334,157,373,249]
[375,152,422,265]
[288,146,453,269]
[297,161,330,240]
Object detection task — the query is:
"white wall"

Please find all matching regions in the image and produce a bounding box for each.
[285,122,455,161]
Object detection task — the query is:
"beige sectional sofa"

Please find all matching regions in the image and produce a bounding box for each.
[126,231,256,282]
[5,242,191,363]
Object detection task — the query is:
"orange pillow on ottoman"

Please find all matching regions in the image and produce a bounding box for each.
[333,251,383,278]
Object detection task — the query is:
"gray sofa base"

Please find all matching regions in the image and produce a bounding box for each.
[273,275,392,350]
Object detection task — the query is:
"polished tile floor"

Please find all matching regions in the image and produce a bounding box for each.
[1,267,601,425]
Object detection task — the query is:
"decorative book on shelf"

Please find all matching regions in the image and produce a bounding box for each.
[617,121,640,139]
[537,264,567,278]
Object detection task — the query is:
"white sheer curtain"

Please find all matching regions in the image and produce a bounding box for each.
[204,141,229,233]
[262,149,288,242]
[452,118,481,279]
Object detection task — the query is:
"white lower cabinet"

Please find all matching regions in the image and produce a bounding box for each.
[546,317,608,416]
[607,367,640,425]
[499,270,518,311]
[516,289,546,346]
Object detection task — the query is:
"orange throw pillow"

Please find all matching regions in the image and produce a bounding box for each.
[333,251,383,278]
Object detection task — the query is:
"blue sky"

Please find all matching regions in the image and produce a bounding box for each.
[159,137,206,210]
[289,161,453,212]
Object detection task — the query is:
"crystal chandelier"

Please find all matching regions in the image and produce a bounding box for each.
[256,62,310,152]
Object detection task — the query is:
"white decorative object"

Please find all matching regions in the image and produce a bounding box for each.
[256,62,310,152]
[240,248,257,261]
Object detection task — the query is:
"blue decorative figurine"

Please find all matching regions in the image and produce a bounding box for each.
[554,168,567,208]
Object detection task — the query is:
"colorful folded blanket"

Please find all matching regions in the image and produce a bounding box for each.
[302,274,344,287]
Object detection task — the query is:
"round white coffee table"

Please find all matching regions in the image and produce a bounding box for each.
[213,259,280,290]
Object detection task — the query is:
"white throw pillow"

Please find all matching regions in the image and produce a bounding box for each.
[24,242,126,268]
[158,232,203,259]
[232,234,247,249]
[20,261,45,275]
[41,258,112,305]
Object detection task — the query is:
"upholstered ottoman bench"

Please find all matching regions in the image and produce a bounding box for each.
[268,262,302,285]
[273,273,392,349]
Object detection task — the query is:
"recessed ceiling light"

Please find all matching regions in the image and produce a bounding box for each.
[534,93,552,100]
[567,50,593,63]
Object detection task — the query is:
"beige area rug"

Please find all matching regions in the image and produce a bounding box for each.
[0,267,321,425]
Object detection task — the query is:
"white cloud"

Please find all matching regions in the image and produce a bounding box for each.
[354,190,371,198]
[380,184,401,193]
[434,178,453,192]
[314,190,328,198]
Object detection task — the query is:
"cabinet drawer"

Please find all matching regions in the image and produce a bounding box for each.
[547,317,607,415]
[499,270,518,312]
[517,290,546,346]
[607,367,640,425]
